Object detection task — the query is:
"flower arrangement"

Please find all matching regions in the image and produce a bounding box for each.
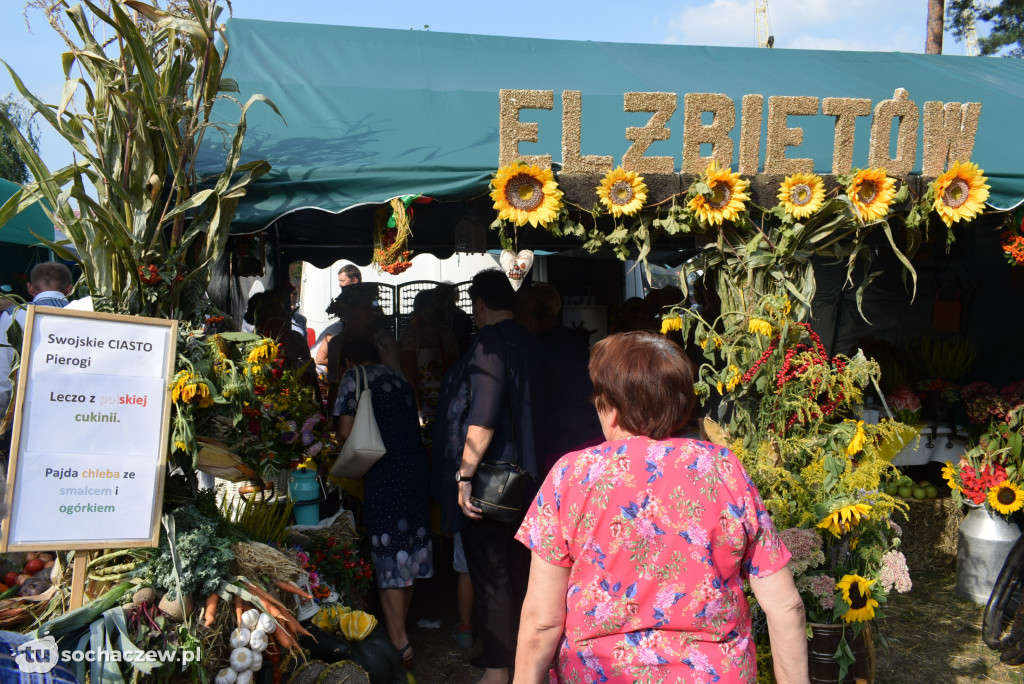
[945,386,1024,517]
[169,329,330,480]
[296,536,374,607]
[671,294,913,680]
[1001,214,1024,266]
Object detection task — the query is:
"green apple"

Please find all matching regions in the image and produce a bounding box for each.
[918,480,932,487]
[925,485,938,498]
[898,485,914,498]
[912,486,927,499]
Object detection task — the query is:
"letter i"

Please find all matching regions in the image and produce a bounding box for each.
[115,486,118,495]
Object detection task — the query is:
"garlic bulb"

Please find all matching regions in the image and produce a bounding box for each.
[215,667,237,684]
[256,611,277,634]
[235,669,253,684]
[241,608,260,631]
[249,650,263,672]
[229,627,251,649]
[229,647,253,672]
[249,629,268,652]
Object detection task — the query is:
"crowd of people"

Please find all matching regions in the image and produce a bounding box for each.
[0,259,810,683]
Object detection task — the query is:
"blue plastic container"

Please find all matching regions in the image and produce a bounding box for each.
[288,468,323,526]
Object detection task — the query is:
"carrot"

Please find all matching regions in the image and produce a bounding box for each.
[269,621,298,651]
[265,600,313,639]
[234,594,243,626]
[204,594,220,628]
[273,579,314,601]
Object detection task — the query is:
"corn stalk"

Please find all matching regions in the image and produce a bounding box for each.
[0,0,280,322]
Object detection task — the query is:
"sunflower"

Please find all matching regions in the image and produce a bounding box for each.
[724,365,741,392]
[846,168,896,222]
[942,461,961,493]
[491,162,564,228]
[845,420,867,456]
[777,173,825,220]
[660,316,682,334]
[688,161,750,226]
[837,574,879,623]
[987,480,1024,515]
[597,167,647,218]
[817,503,872,537]
[247,339,279,365]
[748,318,773,337]
[932,161,989,228]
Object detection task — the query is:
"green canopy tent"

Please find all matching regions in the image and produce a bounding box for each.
[0,177,52,287]
[196,19,1024,267]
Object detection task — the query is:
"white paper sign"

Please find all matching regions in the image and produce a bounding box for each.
[2,307,176,550]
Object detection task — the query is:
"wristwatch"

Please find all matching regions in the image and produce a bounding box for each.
[455,471,473,483]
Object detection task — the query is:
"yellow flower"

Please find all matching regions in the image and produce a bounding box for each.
[174,440,187,452]
[195,382,214,408]
[699,335,722,350]
[247,339,279,365]
[942,461,961,493]
[817,503,872,537]
[846,420,867,456]
[660,317,682,334]
[777,172,825,219]
[748,318,773,336]
[932,161,989,228]
[725,365,741,392]
[846,168,897,222]
[597,167,647,218]
[988,480,1024,516]
[716,381,724,395]
[490,162,564,228]
[688,161,750,226]
[837,574,879,623]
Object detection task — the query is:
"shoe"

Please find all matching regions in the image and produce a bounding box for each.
[452,623,473,650]
[399,643,415,667]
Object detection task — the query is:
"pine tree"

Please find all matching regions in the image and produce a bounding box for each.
[0,95,40,184]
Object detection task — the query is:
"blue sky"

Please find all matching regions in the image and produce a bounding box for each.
[0,0,972,172]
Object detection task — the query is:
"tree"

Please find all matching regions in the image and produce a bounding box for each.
[947,0,1024,57]
[0,95,39,184]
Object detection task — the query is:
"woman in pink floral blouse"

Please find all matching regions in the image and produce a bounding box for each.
[514,332,808,684]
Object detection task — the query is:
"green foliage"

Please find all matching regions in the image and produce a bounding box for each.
[0,94,39,183]
[948,0,1024,58]
[0,0,280,322]
[135,502,235,599]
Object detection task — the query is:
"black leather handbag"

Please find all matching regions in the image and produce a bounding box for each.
[470,461,534,524]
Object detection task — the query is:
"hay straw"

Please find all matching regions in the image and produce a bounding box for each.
[231,542,301,583]
[900,497,963,575]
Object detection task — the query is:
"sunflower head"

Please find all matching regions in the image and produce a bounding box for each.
[777,173,826,220]
[942,461,962,493]
[837,574,879,623]
[932,161,990,228]
[597,167,647,218]
[660,316,682,334]
[688,161,750,226]
[847,168,897,223]
[491,162,564,229]
[988,480,1024,516]
[817,503,872,537]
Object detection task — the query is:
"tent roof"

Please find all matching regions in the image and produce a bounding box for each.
[199,19,1024,234]
[0,177,53,246]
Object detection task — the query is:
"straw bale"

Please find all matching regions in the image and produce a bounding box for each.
[898,497,963,576]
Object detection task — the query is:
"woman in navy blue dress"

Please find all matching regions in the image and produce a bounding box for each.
[334,337,433,665]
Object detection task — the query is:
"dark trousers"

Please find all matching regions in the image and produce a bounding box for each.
[461,514,530,669]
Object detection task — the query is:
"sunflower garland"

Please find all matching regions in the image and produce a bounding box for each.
[837,574,880,623]
[777,172,825,220]
[931,161,989,228]
[491,162,564,229]
[846,168,897,222]
[688,161,750,226]
[597,167,647,218]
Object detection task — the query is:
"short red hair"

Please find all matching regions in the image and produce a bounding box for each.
[589,331,696,439]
